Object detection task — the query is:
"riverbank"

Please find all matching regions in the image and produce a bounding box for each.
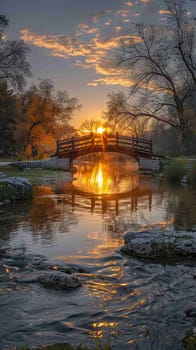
[0,161,195,350]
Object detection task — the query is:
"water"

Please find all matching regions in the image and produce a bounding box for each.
[0,160,196,350]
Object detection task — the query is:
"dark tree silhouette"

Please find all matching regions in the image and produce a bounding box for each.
[0,15,31,90]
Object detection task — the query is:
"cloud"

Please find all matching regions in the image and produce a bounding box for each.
[88,76,135,87]
[159,9,171,15]
[115,26,122,33]
[20,26,143,87]
[20,0,148,89]
[124,2,134,7]
[92,9,112,24]
[105,20,112,26]
[116,9,130,17]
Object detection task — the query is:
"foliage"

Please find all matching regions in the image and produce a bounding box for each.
[0,15,31,90]
[190,162,196,185]
[165,160,186,183]
[19,79,80,157]
[0,82,21,155]
[12,79,80,158]
[151,123,182,157]
[0,15,80,158]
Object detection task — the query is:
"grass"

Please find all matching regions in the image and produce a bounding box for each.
[0,165,70,184]
[0,156,17,162]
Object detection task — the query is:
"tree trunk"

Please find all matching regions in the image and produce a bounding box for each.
[23,121,42,154]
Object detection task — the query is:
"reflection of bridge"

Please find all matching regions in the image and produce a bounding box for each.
[57,133,152,165]
[55,183,153,216]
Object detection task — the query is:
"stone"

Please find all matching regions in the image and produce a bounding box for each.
[185,308,196,319]
[121,230,196,260]
[0,172,6,179]
[0,176,32,202]
[181,175,190,184]
[38,271,82,290]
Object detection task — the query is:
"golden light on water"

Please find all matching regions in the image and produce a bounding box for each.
[97,166,103,189]
[74,161,139,195]
[78,162,114,194]
[89,321,119,339]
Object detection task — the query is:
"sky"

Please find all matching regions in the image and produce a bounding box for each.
[1,0,196,127]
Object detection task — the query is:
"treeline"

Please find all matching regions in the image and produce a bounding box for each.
[104,0,196,156]
[0,15,80,158]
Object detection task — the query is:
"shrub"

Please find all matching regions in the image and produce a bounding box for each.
[165,160,186,183]
[190,162,196,185]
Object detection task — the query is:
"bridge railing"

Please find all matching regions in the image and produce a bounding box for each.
[57,133,152,158]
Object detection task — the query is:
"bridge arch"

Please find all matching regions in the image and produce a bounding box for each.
[56,132,152,165]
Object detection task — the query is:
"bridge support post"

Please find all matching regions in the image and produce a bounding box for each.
[116,132,119,147]
[56,140,59,156]
[69,159,73,167]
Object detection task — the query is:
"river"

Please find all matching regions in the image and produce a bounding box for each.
[0,160,196,350]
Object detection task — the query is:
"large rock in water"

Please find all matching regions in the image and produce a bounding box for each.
[38,271,82,290]
[0,176,32,202]
[121,230,196,260]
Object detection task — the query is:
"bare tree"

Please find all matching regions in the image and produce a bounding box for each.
[78,118,105,134]
[103,92,150,137]
[0,15,31,90]
[165,0,196,85]
[104,0,196,152]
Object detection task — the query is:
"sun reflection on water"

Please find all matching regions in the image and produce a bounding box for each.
[74,161,139,195]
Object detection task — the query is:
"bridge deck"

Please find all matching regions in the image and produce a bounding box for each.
[56,133,152,161]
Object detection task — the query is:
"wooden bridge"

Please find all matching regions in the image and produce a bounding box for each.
[56,133,152,165]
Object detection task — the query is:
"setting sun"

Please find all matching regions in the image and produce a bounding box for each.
[97,126,105,134]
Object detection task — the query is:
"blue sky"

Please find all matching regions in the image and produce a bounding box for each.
[1,0,196,127]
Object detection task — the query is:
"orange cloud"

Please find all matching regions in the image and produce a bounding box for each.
[159,10,171,15]
[20,22,142,88]
[88,76,135,87]
[116,9,130,17]
[124,2,133,6]
[105,20,112,26]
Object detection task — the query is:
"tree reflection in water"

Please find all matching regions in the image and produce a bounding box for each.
[1,160,196,253]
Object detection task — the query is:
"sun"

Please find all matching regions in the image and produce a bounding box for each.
[97,126,105,134]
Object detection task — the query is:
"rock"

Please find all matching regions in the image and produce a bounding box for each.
[181,175,190,184]
[121,230,196,260]
[45,261,88,274]
[0,172,6,179]
[0,176,32,202]
[185,308,196,319]
[38,271,82,290]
